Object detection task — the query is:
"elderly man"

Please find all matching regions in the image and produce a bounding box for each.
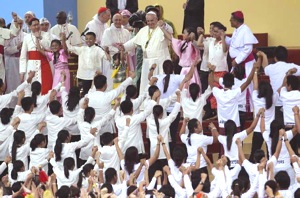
[50,11,81,45]
[119,11,171,95]
[85,7,111,45]
[23,11,35,33]
[0,17,21,81]
[226,11,258,76]
[20,18,52,94]
[101,13,131,89]
[106,0,138,17]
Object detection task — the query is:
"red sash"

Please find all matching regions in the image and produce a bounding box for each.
[28,51,53,94]
[0,45,4,63]
[233,52,255,66]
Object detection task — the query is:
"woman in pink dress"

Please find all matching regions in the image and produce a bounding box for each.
[37,39,70,97]
[171,27,201,90]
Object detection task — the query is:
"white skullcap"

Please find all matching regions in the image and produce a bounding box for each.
[146,11,157,16]
[40,17,50,24]
[25,11,36,17]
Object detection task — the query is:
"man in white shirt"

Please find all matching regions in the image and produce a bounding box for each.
[102,13,131,90]
[263,46,300,122]
[85,7,111,46]
[118,11,171,97]
[50,11,81,46]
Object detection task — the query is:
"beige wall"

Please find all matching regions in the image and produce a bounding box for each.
[78,0,300,47]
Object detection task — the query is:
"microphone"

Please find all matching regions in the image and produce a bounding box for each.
[81,27,89,36]
[66,31,73,40]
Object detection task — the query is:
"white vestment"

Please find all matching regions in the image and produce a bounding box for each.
[50,23,82,46]
[123,26,170,95]
[102,23,131,90]
[85,15,109,45]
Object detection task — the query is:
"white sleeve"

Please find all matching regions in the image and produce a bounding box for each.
[242,173,259,198]
[168,175,187,198]
[0,162,7,175]
[146,177,157,190]
[258,173,267,198]
[183,174,194,197]
[95,109,116,130]
[235,44,253,64]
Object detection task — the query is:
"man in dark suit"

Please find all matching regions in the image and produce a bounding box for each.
[106,0,138,17]
[182,0,204,32]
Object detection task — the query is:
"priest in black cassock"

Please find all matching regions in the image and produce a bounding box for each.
[182,0,204,32]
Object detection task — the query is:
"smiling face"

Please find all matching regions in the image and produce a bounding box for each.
[85,34,96,47]
[56,12,67,25]
[51,41,61,53]
[24,14,33,24]
[113,14,122,28]
[146,14,158,29]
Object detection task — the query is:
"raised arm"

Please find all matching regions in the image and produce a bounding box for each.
[208,122,219,143]
[292,106,300,135]
[246,108,264,135]
[273,129,284,159]
[259,51,269,69]
[35,37,46,56]
[220,30,227,53]
[161,136,171,161]
[240,56,261,92]
[60,33,68,56]
[200,147,214,171]
[179,117,189,136]
[179,61,197,90]
[260,110,266,134]
[158,21,172,41]
[148,64,157,81]
[236,138,246,163]
[196,27,205,48]
[148,135,162,166]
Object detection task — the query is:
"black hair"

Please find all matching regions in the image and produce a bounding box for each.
[269,120,284,155]
[12,130,25,163]
[94,75,107,89]
[112,52,120,61]
[54,130,69,161]
[63,157,75,179]
[189,83,200,102]
[51,39,61,64]
[21,97,34,112]
[275,171,290,190]
[0,108,14,125]
[70,186,80,198]
[158,184,175,197]
[56,185,70,198]
[224,120,237,151]
[84,107,95,123]
[294,188,300,198]
[105,168,117,183]
[49,100,61,114]
[253,149,265,163]
[213,22,227,31]
[31,81,41,107]
[66,86,80,111]
[257,81,274,109]
[187,118,198,146]
[223,72,235,88]
[100,183,113,193]
[231,179,244,197]
[120,100,133,114]
[287,75,300,90]
[153,105,163,135]
[100,132,114,146]
[233,65,245,80]
[77,163,94,189]
[274,45,288,62]
[125,85,137,101]
[124,146,139,175]
[11,181,23,194]
[28,18,39,26]
[11,160,24,180]
[210,21,219,27]
[148,85,159,98]
[85,31,96,39]
[30,134,46,151]
[264,180,278,195]
[172,146,186,167]
[127,185,138,196]
[231,13,244,23]
[162,60,174,93]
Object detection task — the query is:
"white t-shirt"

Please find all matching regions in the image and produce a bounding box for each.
[120,159,149,186]
[280,87,300,125]
[154,74,184,112]
[208,40,228,72]
[200,37,215,72]
[213,87,241,127]
[168,159,190,185]
[100,145,120,173]
[218,130,248,167]
[180,133,213,168]
[219,78,247,112]
[264,61,300,106]
[252,90,278,132]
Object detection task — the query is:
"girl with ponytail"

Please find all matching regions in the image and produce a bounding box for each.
[10,130,30,170]
[76,163,94,189]
[209,109,262,168]
[29,133,52,173]
[249,54,279,162]
[30,76,63,114]
[9,160,36,184]
[54,130,91,169]
[50,146,98,189]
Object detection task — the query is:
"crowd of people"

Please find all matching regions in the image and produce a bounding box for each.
[0,1,300,197]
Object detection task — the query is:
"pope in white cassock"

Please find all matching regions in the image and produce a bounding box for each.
[121,11,171,96]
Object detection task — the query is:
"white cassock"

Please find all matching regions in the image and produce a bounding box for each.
[0,25,20,81]
[19,31,52,95]
[226,24,258,77]
[85,15,109,45]
[50,23,82,46]
[102,23,131,90]
[124,26,170,96]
